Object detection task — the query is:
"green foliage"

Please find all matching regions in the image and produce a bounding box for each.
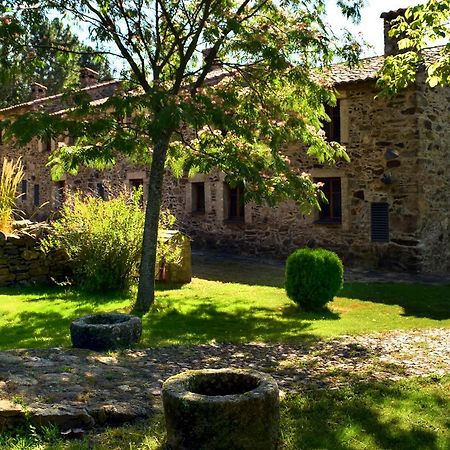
[0,158,24,232]
[378,0,449,95]
[2,0,365,212]
[42,190,144,292]
[285,247,343,310]
[41,189,181,292]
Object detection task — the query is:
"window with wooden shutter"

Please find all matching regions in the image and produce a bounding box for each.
[21,180,27,201]
[33,184,40,206]
[97,182,106,200]
[371,203,389,242]
[43,137,52,152]
[224,183,245,223]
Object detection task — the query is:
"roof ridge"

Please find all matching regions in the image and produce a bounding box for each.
[331,44,445,68]
[0,79,120,114]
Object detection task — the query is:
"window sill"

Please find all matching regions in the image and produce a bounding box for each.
[191,211,206,216]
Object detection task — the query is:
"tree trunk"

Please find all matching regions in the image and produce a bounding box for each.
[134,135,170,314]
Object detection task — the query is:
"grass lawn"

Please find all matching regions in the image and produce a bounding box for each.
[1,375,449,449]
[0,257,449,349]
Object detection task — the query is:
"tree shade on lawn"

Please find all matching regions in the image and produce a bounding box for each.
[0,257,449,350]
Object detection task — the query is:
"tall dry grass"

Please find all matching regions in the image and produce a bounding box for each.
[0,158,24,233]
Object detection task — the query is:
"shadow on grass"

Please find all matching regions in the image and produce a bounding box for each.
[0,311,71,349]
[0,285,132,307]
[280,304,340,321]
[193,254,450,322]
[341,283,450,320]
[0,288,132,349]
[281,376,450,450]
[142,300,323,346]
[192,255,285,288]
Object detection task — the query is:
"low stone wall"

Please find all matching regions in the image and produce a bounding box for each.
[0,224,70,287]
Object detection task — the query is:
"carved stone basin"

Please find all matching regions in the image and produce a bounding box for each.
[70,313,142,351]
[162,368,279,450]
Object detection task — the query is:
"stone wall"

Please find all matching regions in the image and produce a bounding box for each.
[417,78,450,273]
[0,225,70,287]
[166,80,428,272]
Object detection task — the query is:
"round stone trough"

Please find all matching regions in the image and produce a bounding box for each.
[162,368,279,450]
[70,313,142,351]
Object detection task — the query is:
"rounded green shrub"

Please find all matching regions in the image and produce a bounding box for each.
[285,247,343,311]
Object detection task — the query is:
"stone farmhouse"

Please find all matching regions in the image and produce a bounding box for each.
[0,8,449,274]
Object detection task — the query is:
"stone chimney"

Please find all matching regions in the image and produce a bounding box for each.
[30,82,48,100]
[380,8,408,56]
[202,48,222,71]
[80,67,99,88]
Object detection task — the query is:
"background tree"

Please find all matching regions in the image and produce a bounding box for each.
[378,0,449,95]
[3,0,364,313]
[0,6,111,107]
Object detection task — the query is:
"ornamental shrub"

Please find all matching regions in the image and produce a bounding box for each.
[42,189,180,292]
[285,247,343,311]
[0,158,24,232]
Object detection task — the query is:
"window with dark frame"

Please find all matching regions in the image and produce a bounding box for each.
[33,184,40,207]
[315,177,342,224]
[43,137,52,152]
[129,178,144,205]
[323,101,341,143]
[21,180,27,201]
[129,178,144,191]
[226,183,245,222]
[97,182,106,200]
[191,182,205,214]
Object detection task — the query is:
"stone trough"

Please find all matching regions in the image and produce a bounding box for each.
[162,368,280,450]
[70,313,142,351]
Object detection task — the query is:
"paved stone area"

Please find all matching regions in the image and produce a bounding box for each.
[1,328,448,431]
[193,250,450,285]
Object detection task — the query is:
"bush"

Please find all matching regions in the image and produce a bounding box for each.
[42,189,181,292]
[0,158,24,232]
[285,247,343,311]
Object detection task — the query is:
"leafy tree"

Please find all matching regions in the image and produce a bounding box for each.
[0,7,111,107]
[378,0,449,95]
[2,0,364,313]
